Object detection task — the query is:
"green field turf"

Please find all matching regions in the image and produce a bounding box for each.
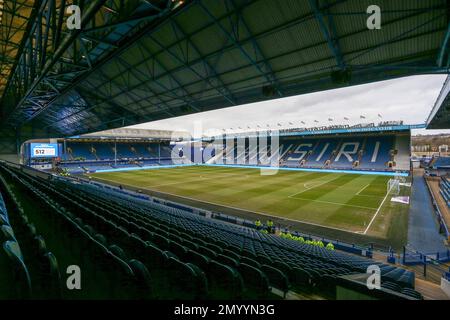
[90,165,410,238]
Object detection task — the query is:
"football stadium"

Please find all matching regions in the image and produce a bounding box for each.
[1,0,450,307]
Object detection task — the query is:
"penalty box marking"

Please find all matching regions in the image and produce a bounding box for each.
[363,187,393,235]
[356,183,370,195]
[288,177,384,211]
[143,187,366,234]
[90,176,367,234]
[288,175,342,198]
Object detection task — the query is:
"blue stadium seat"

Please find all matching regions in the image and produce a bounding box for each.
[238,263,270,299]
[0,163,422,299]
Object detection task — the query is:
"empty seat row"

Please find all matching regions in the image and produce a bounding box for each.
[0,166,157,299]
[60,171,419,297]
[0,174,61,299]
[4,167,290,299]
[0,163,423,299]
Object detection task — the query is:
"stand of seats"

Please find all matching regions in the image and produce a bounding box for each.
[432,157,450,169]
[440,177,450,208]
[0,174,61,299]
[1,166,155,300]
[221,135,398,172]
[0,163,423,300]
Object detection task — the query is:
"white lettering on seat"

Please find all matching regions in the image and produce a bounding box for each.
[279,144,293,159]
[287,144,313,161]
[335,142,360,162]
[371,141,380,162]
[316,143,329,161]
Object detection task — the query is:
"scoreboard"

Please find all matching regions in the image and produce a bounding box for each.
[30,143,58,158]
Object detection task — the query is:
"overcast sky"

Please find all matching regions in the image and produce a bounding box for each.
[127,75,450,137]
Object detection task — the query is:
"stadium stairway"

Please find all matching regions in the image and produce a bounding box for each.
[394,135,410,171]
[0,163,425,300]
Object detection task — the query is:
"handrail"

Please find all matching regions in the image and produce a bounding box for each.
[404,245,450,279]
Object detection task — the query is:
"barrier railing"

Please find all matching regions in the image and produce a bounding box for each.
[403,246,450,281]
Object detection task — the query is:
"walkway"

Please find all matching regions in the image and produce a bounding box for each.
[407,170,447,253]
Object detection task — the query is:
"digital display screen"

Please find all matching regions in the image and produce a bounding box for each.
[30,143,58,158]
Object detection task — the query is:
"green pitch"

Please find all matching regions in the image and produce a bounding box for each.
[90,165,409,238]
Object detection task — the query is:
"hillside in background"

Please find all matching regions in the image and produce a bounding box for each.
[412,134,450,149]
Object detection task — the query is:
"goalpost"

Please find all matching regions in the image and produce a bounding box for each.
[365,176,406,234]
[387,178,401,195]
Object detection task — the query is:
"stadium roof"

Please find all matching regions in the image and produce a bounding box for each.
[1,0,450,139]
[427,74,450,128]
[72,127,191,139]
[0,0,35,97]
[205,123,425,140]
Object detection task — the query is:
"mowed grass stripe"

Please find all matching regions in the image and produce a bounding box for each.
[257,174,379,231]
[148,167,325,198]
[228,171,386,231]
[96,166,255,190]
[200,171,327,199]
[226,173,336,207]
[319,175,388,231]
[357,175,388,196]
[96,167,285,199]
[91,166,389,233]
[153,170,320,200]
[196,172,322,205]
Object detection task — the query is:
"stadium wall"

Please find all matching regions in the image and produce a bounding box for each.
[93,163,193,173]
[92,162,408,176]
[0,154,20,164]
[198,164,409,177]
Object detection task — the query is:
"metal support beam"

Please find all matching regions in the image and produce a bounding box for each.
[308,0,346,70]
[2,0,188,128]
[199,0,283,97]
[144,32,237,105]
[228,0,283,96]
[437,21,450,67]
[166,16,237,104]
[3,0,108,126]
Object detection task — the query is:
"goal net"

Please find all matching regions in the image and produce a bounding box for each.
[394,175,407,183]
[387,178,400,195]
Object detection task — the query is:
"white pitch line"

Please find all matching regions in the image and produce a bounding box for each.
[94,170,250,189]
[142,187,362,234]
[152,172,230,186]
[356,183,370,196]
[288,197,377,211]
[288,175,341,198]
[92,174,196,188]
[363,189,391,234]
[91,175,366,234]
